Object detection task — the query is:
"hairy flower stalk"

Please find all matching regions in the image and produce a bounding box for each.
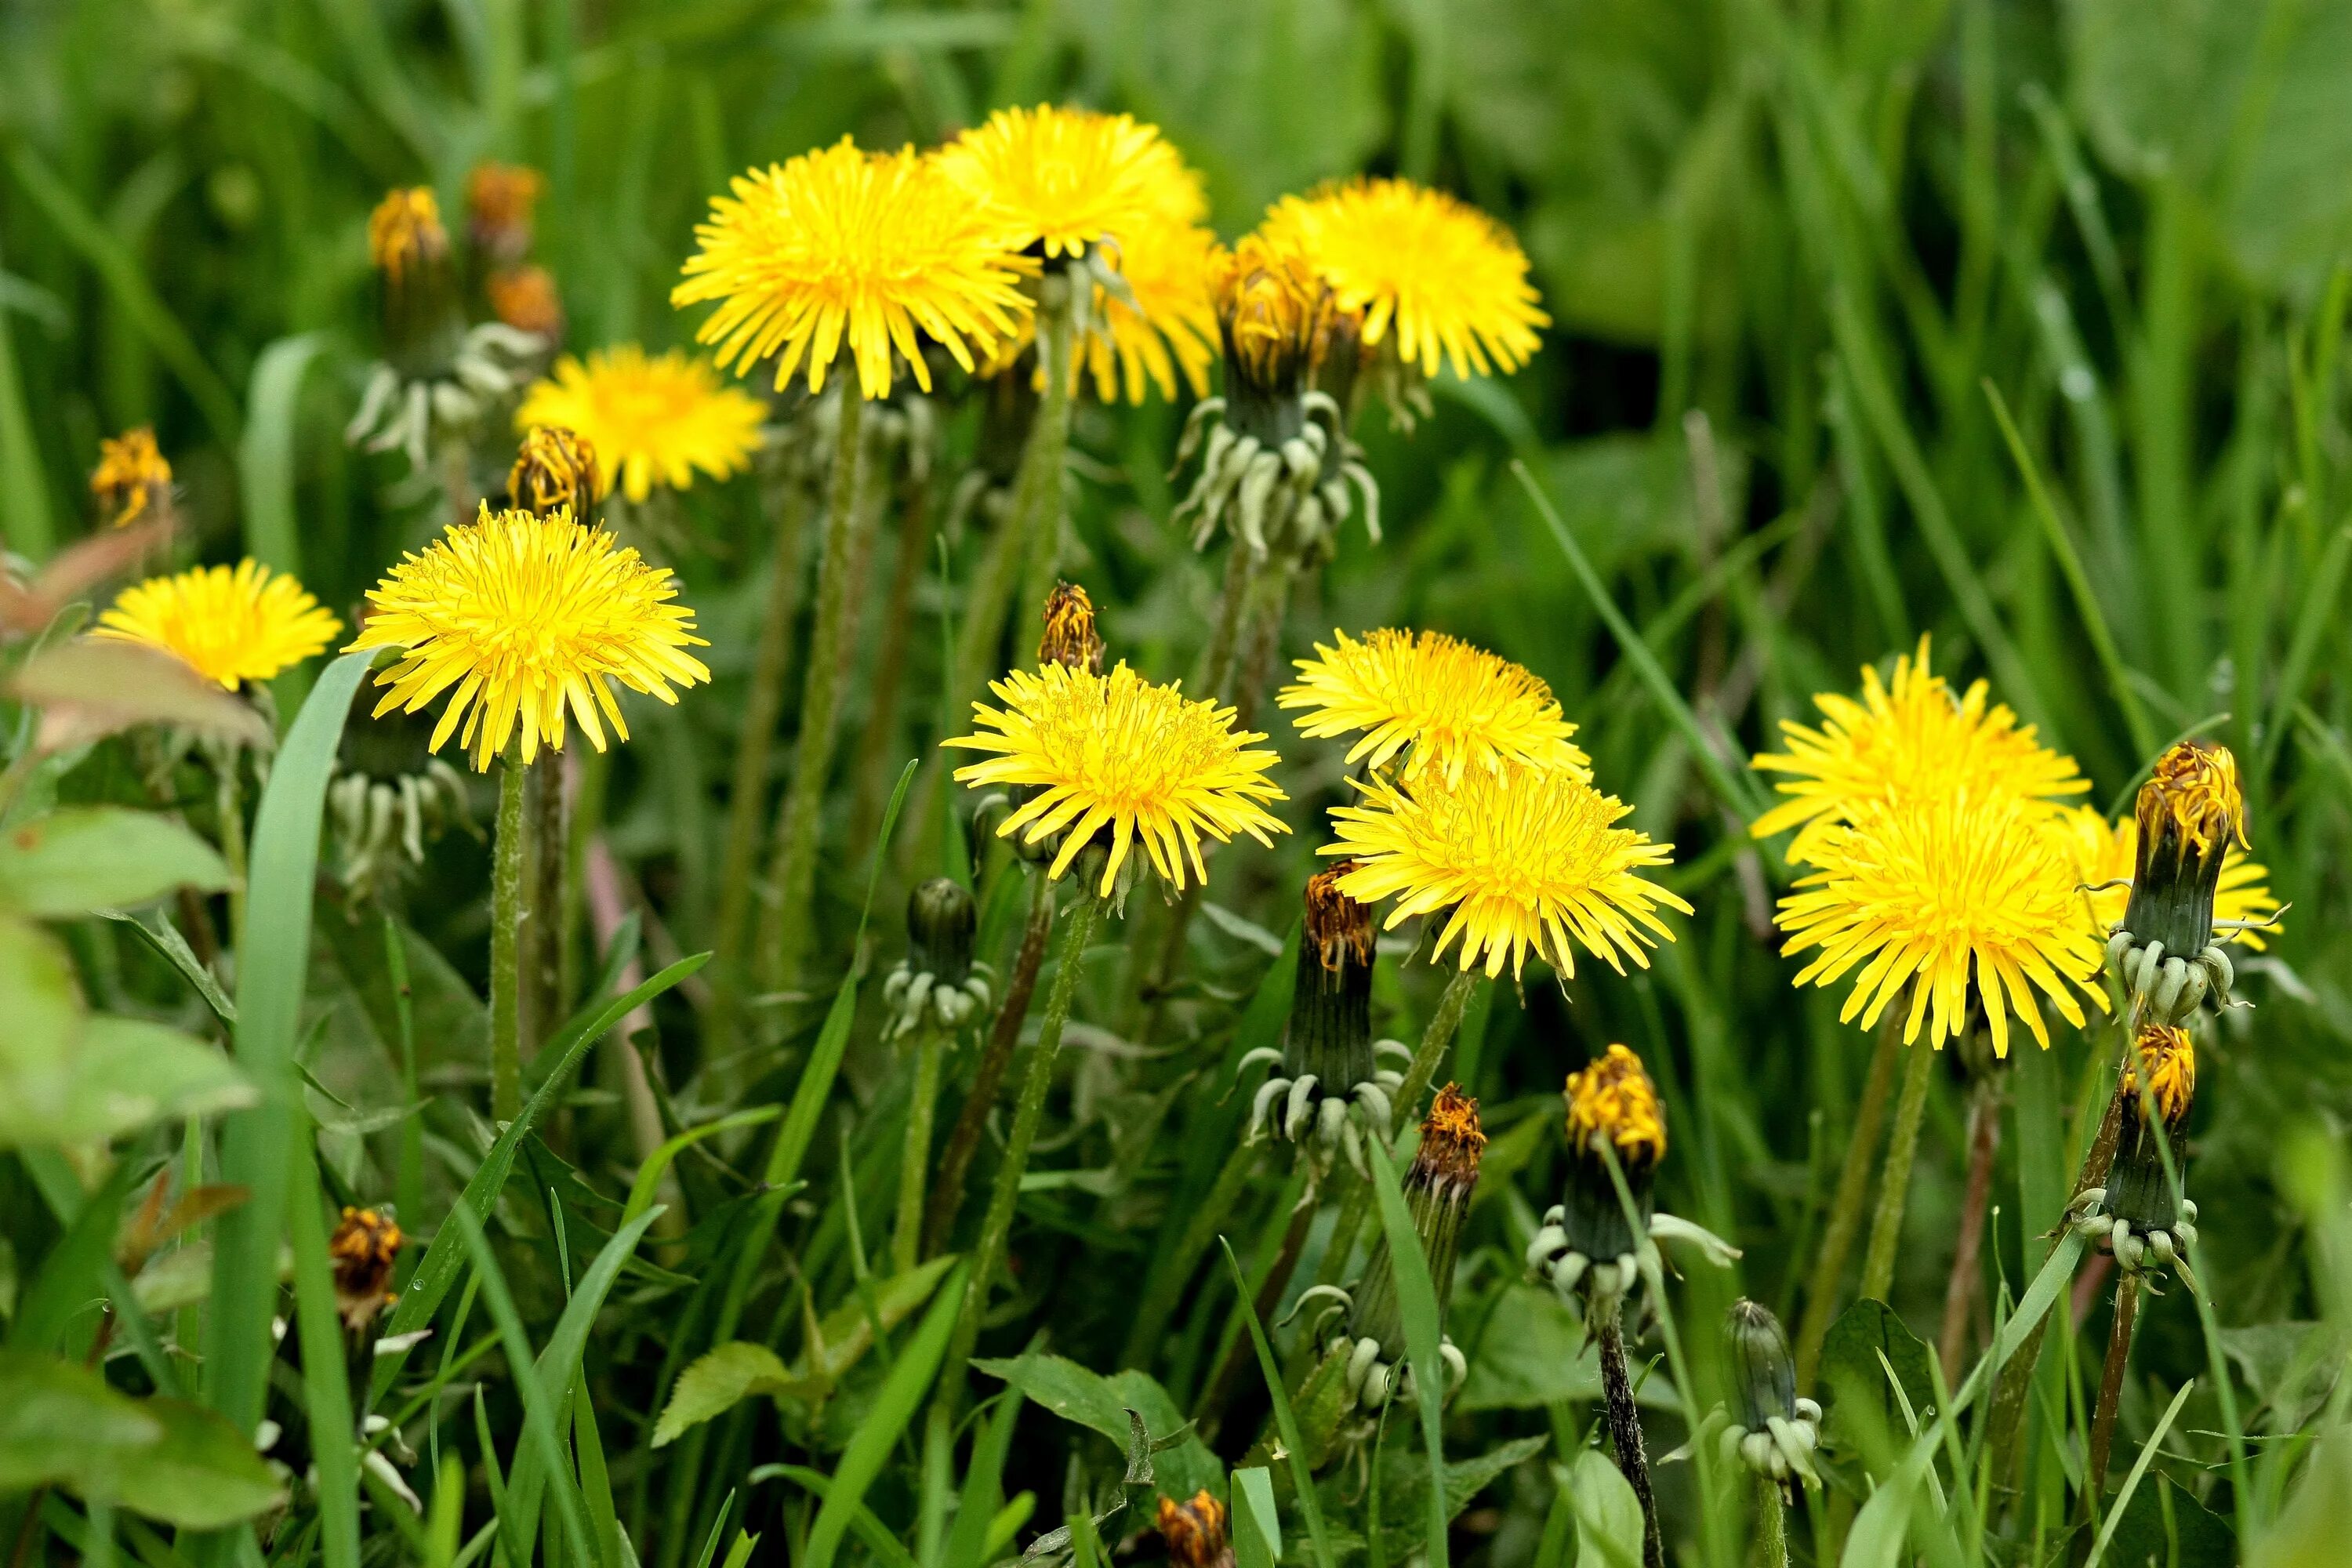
[490,748,528,1118]
[887,878,986,1273]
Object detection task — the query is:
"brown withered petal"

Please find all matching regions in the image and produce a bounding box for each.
[1037,580,1105,674]
[1157,1491,1234,1568]
[510,425,602,517]
[1303,859,1375,972]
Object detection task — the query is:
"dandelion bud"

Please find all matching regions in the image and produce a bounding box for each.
[487,263,565,340]
[510,426,602,517]
[466,162,544,266]
[1720,1299,1821,1486]
[1559,1044,1668,1262]
[2110,1022,2195,1234]
[1240,866,1399,1166]
[90,427,173,530]
[1211,235,1330,423]
[1157,1492,1235,1568]
[329,1206,404,1333]
[368,187,464,377]
[1037,581,1105,673]
[2123,741,2245,962]
[1345,1085,1483,1368]
[907,877,977,989]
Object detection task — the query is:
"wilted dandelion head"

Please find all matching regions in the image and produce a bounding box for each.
[1264,176,1547,380]
[1751,637,2085,862]
[944,662,1289,897]
[1324,762,1686,981]
[507,425,602,517]
[90,426,171,527]
[96,561,340,690]
[349,504,710,771]
[672,139,1033,400]
[1414,1082,1488,1192]
[1304,859,1377,972]
[2137,740,2245,858]
[1774,791,2110,1055]
[2123,1022,2197,1130]
[1281,627,1590,786]
[1156,1493,1232,1568]
[517,347,764,503]
[937,103,1196,261]
[1564,1044,1667,1169]
[487,263,564,337]
[465,162,543,257]
[2057,805,2280,950]
[1036,580,1105,673]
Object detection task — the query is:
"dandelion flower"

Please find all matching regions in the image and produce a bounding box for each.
[517,347,766,503]
[1281,627,1590,785]
[944,661,1289,897]
[1564,1044,1667,1168]
[487,264,564,338]
[465,162,543,262]
[1264,176,1548,380]
[1083,213,1219,403]
[1774,791,2110,1055]
[2056,806,2280,951]
[90,426,172,528]
[672,138,1033,400]
[2122,1022,2196,1129]
[96,560,341,689]
[1324,762,1686,981]
[349,504,710,771]
[1210,232,1334,398]
[1751,637,2085,862]
[937,103,1196,261]
[368,187,448,286]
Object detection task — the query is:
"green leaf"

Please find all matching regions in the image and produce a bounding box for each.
[1233,1468,1279,1568]
[0,1352,160,1488]
[0,913,82,1099]
[971,1353,1222,1501]
[2107,1475,2235,1568]
[1563,1450,1645,1568]
[9,637,272,753]
[0,1352,283,1530]
[1459,1284,1679,1412]
[0,808,227,916]
[1818,1298,1937,1454]
[238,333,330,576]
[0,1015,255,1147]
[1366,1133,1449,1568]
[1219,1239,1336,1568]
[103,910,235,1025]
[656,1342,797,1449]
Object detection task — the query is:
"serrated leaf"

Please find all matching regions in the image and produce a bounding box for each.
[1818,1299,1936,1455]
[654,1342,800,1449]
[0,807,228,916]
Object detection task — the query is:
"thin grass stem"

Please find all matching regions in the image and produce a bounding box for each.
[1796,1018,1900,1386]
[1859,1038,1936,1303]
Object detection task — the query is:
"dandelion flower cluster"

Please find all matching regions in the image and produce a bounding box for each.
[97,561,341,690]
[1265,176,1548,380]
[673,138,1033,400]
[1324,762,1686,980]
[350,504,710,770]
[1750,637,2085,861]
[1282,627,1590,785]
[1774,789,2109,1055]
[517,347,766,503]
[945,662,1289,896]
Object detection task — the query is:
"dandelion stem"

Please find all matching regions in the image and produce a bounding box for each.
[1939,1073,2004,1385]
[1796,1019,1901,1387]
[1596,1294,1666,1568]
[925,869,1056,1254]
[2087,1272,2140,1504]
[1858,1038,1936,1303]
[1231,552,1298,729]
[933,887,1101,1420]
[1756,1475,1789,1568]
[891,1029,945,1274]
[525,752,567,1050]
[848,467,934,852]
[490,754,527,1122]
[212,742,247,947]
[1197,538,1260,703]
[1014,272,1076,635]
[708,472,809,1046]
[766,388,868,989]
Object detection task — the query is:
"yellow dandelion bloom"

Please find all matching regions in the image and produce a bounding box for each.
[1775,791,2111,1056]
[1210,232,1332,393]
[1280,627,1590,786]
[943,661,1289,897]
[936,103,1196,261]
[672,138,1033,400]
[1564,1044,1666,1167]
[96,560,340,689]
[2056,806,2281,950]
[517,347,765,503]
[349,504,710,771]
[90,426,171,527]
[1751,637,2085,862]
[368,187,448,283]
[1323,762,1686,981]
[1084,214,1219,404]
[1264,176,1548,380]
[2123,1022,2196,1128]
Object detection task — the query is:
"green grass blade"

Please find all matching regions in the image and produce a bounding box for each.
[622,1106,782,1228]
[940,1389,1025,1568]
[748,1465,920,1568]
[2083,1381,2195,1568]
[0,227,49,557]
[2259,523,2352,782]
[449,1201,601,1567]
[1218,1238,1336,1568]
[288,1138,361,1568]
[238,334,330,577]
[1365,1138,1449,1568]
[802,1261,970,1568]
[205,651,369,1440]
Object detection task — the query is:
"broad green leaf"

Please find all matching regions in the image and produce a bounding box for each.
[0,1352,160,1489]
[0,1352,282,1529]
[0,807,227,916]
[970,1352,1221,1501]
[2108,1475,2235,1568]
[655,1342,797,1449]
[0,1016,253,1148]
[1818,1298,1937,1454]
[1458,1284,1678,1412]
[1233,1468,1279,1568]
[1564,1450,1645,1568]
[0,913,78,1091]
[9,637,271,753]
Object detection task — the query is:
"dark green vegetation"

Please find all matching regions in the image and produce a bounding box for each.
[4,2,2352,1565]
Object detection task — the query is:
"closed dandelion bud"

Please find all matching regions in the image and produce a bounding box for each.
[1157,1492,1235,1568]
[909,877,977,989]
[466,162,544,266]
[2110,1023,2194,1236]
[2122,741,2245,964]
[368,187,465,378]
[510,426,602,517]
[1345,1085,1484,1365]
[90,426,173,530]
[488,263,565,340]
[1720,1299,1821,1486]
[1559,1044,1667,1265]
[1212,235,1328,439]
[1240,865,1402,1163]
[1038,581,1105,673]
[330,1207,404,1333]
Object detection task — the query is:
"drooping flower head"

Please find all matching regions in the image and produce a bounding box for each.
[349,504,710,771]
[1325,762,1686,981]
[1282,627,1591,786]
[508,425,602,517]
[1564,1044,1668,1171]
[944,661,1289,897]
[2056,805,2280,951]
[1774,790,2110,1055]
[517,347,765,503]
[936,103,1195,262]
[2121,740,2248,959]
[1036,579,1105,673]
[1751,637,2086,863]
[96,561,341,690]
[1264,176,1548,381]
[465,162,544,263]
[90,427,173,528]
[673,138,1033,400]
